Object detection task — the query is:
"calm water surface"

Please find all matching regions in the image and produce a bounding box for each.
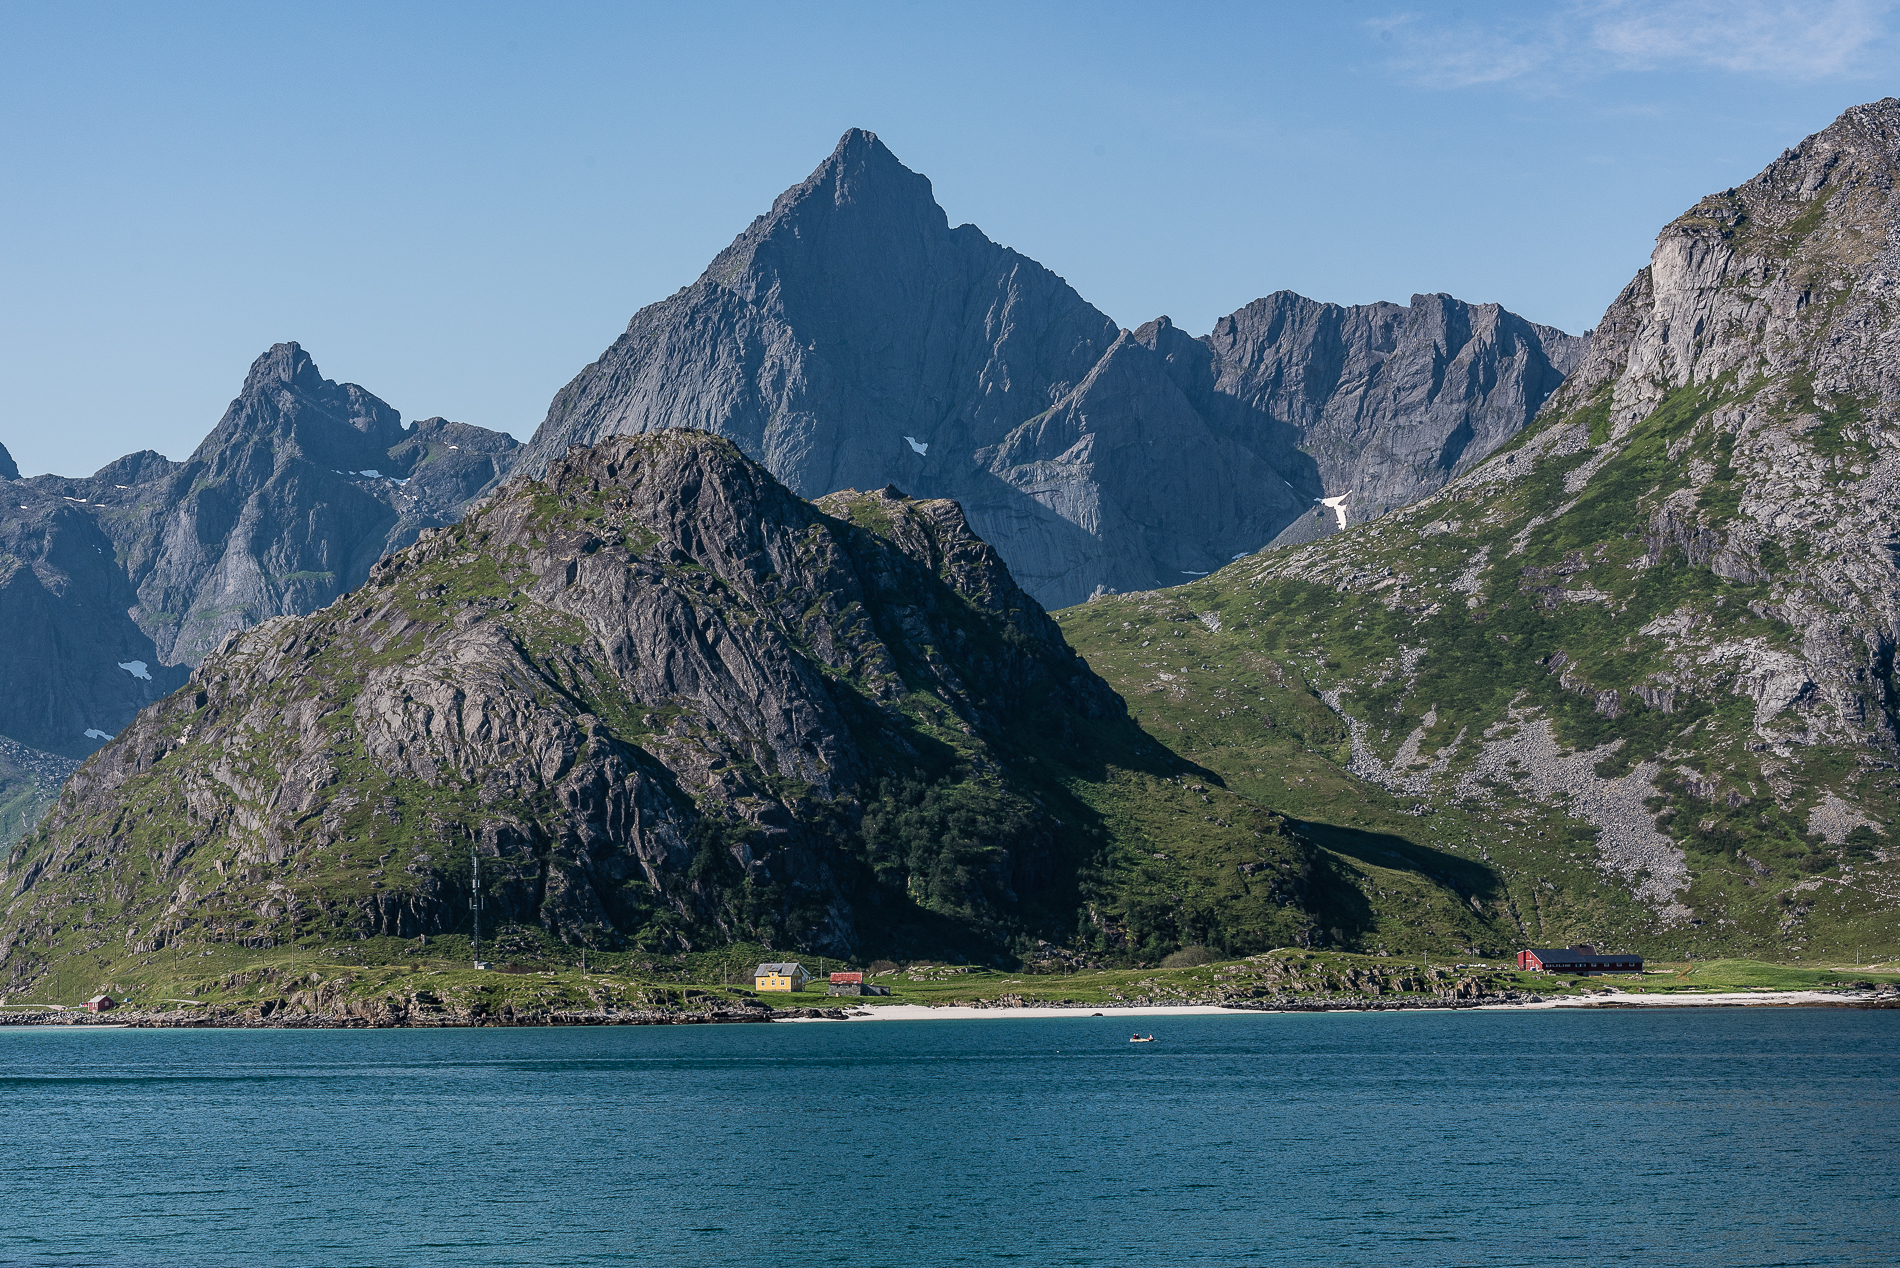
[2,1009,1896,1266]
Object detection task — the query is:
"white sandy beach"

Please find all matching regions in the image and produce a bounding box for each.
[806,990,1888,1021]
[1506,989,1878,1010]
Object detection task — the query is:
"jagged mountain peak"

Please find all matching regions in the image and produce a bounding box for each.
[189,342,407,472]
[520,132,1581,605]
[239,340,323,395]
[1202,290,1587,528]
[0,441,18,481]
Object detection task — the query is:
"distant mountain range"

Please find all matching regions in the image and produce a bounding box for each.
[0,132,1579,845]
[0,347,518,837]
[521,130,1585,603]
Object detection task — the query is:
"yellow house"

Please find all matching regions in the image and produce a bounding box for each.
[754,962,814,992]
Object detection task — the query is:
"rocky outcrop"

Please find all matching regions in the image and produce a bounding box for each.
[1469,95,1900,758]
[0,441,18,481]
[519,129,1584,607]
[0,346,520,841]
[0,433,1160,990]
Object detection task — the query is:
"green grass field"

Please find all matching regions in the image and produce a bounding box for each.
[7,936,1891,1021]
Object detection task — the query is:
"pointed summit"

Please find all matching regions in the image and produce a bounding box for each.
[699,128,950,316]
[191,343,406,470]
[0,440,18,481]
[519,129,1583,607]
[518,129,1120,509]
[798,127,937,213]
[239,341,326,397]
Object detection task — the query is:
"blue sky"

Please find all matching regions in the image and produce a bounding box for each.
[3,1,1897,475]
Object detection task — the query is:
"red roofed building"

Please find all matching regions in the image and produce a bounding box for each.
[1517,945,1644,974]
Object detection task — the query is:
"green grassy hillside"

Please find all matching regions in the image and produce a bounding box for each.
[1054,377,1900,962]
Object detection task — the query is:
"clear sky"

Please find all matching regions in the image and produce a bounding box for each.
[3,1,1896,476]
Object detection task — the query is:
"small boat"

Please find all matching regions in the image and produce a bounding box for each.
[1129,1034,1156,1043]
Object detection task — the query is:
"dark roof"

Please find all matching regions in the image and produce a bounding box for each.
[1524,948,1643,962]
[754,962,809,976]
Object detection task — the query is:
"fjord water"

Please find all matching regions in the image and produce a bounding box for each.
[3,1011,1895,1267]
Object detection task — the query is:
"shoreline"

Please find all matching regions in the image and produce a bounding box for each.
[832,989,1899,1022]
[3,989,1893,1030]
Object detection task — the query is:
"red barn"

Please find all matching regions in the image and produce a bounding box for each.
[829,972,863,985]
[1518,945,1644,974]
[85,994,116,1013]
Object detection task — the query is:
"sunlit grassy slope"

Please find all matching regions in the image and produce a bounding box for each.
[1051,381,1900,963]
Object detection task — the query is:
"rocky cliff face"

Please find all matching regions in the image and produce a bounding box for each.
[520,129,1584,608]
[0,345,518,841]
[0,502,188,757]
[0,433,1329,987]
[1061,98,1900,960]
[0,442,18,482]
[1205,292,1587,533]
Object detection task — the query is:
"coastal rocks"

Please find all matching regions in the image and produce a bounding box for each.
[0,1004,787,1028]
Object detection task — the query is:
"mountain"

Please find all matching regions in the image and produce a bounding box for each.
[1204,292,1587,536]
[0,433,1405,992]
[519,129,1584,607]
[0,441,18,481]
[0,344,519,842]
[1060,98,1900,961]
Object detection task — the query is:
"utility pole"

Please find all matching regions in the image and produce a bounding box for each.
[471,845,482,969]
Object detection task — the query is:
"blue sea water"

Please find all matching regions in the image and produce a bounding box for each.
[2,1008,1896,1267]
